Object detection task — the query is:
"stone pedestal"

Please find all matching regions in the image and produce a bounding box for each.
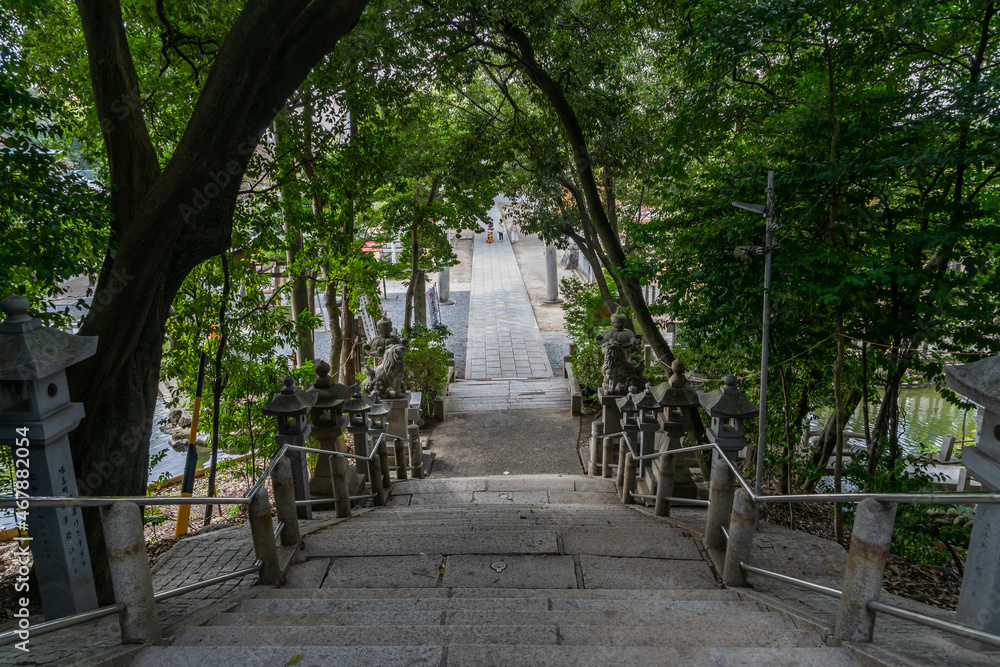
[598,389,624,466]
[386,394,410,440]
[309,418,347,509]
[946,356,1000,649]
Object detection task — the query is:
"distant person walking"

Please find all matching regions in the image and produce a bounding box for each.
[498,222,505,241]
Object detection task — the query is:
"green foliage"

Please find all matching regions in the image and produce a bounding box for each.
[403,325,452,414]
[844,452,968,567]
[561,277,612,397]
[1,4,111,325]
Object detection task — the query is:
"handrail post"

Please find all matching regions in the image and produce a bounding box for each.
[723,488,755,587]
[704,452,736,552]
[408,424,424,479]
[835,498,897,643]
[616,437,627,488]
[589,420,604,476]
[369,440,386,506]
[654,452,674,517]
[602,436,614,479]
[394,438,408,481]
[270,456,301,547]
[101,501,161,644]
[623,452,637,505]
[248,487,280,585]
[379,438,392,493]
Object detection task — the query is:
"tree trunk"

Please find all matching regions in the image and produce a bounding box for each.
[802,388,861,492]
[833,312,845,543]
[276,110,314,367]
[325,277,342,376]
[499,26,674,368]
[204,254,230,527]
[68,0,369,601]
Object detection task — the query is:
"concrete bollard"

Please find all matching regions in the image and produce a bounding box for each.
[723,488,755,587]
[248,487,280,585]
[101,501,161,644]
[328,451,352,518]
[654,452,675,517]
[704,453,735,552]
[602,437,614,479]
[270,456,301,547]
[617,438,627,488]
[394,438,408,481]
[369,443,385,506]
[589,420,604,476]
[408,424,424,479]
[835,498,897,643]
[379,439,392,493]
[623,453,637,505]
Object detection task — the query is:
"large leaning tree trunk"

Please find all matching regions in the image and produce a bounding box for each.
[68,0,369,602]
[497,25,675,369]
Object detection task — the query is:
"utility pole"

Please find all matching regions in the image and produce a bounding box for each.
[732,170,777,520]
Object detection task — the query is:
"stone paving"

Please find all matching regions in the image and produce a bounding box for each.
[465,228,553,380]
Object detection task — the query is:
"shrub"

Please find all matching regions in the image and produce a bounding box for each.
[404,324,451,414]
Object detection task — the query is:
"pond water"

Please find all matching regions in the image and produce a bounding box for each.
[814,386,978,455]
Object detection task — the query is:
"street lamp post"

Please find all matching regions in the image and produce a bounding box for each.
[732,170,776,506]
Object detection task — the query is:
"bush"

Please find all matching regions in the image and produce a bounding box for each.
[404,324,451,414]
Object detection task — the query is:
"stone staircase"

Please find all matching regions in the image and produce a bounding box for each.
[133,475,860,666]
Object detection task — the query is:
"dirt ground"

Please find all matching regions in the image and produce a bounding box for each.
[450,236,474,284]
[509,232,572,332]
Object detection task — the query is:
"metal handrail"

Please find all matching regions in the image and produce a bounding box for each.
[153,565,261,602]
[652,440,1000,507]
[739,561,1000,648]
[0,496,250,510]
[0,603,124,647]
[244,444,289,499]
[284,435,387,463]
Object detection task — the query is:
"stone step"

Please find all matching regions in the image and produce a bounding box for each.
[301,530,559,557]
[446,645,861,667]
[305,522,683,536]
[132,645,859,667]
[237,597,757,614]
[252,587,741,601]
[212,607,785,629]
[173,624,826,648]
[390,476,611,494]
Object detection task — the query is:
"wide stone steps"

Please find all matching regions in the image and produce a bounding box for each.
[132,474,860,666]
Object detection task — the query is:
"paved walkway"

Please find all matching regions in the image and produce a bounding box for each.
[465,227,552,380]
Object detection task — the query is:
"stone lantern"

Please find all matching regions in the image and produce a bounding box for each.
[344,392,373,484]
[651,360,702,499]
[367,391,392,501]
[262,376,317,519]
[945,356,1000,648]
[632,385,661,477]
[306,361,356,513]
[0,294,99,619]
[698,375,758,461]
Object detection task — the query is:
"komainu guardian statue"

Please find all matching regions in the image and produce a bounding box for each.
[600,339,647,395]
[362,343,408,398]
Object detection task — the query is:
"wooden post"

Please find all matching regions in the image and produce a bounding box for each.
[589,420,604,476]
[248,487,280,585]
[270,456,301,547]
[101,501,161,644]
[654,452,674,517]
[723,488,755,587]
[408,424,424,479]
[623,452,637,505]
